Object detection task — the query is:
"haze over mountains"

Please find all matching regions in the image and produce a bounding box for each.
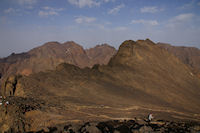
[0,39,200,132]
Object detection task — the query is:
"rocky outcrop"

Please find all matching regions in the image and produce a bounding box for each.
[1,75,23,97]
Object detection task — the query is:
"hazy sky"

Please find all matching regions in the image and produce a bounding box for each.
[0,0,200,57]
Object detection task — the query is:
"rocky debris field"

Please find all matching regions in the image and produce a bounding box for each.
[1,96,200,132]
[5,119,197,133]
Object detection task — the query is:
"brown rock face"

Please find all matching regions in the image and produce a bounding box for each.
[86,44,116,66]
[0,53,29,78]
[1,39,200,132]
[157,43,200,77]
[0,41,116,87]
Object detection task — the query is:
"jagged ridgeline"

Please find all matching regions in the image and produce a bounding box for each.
[0,39,200,132]
[0,41,116,96]
[0,41,116,80]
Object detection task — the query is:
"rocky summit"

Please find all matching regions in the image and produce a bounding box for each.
[0,39,200,132]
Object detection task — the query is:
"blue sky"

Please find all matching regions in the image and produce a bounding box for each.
[0,0,200,57]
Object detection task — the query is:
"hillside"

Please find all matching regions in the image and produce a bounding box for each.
[158,43,200,77]
[1,39,200,132]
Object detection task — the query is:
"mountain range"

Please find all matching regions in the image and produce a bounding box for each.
[1,41,200,82]
[0,41,116,81]
[0,39,200,132]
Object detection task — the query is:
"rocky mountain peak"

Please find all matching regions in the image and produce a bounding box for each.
[109,39,158,66]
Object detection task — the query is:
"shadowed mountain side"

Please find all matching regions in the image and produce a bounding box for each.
[1,39,200,132]
[158,42,200,77]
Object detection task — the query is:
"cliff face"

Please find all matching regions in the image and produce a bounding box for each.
[1,39,200,132]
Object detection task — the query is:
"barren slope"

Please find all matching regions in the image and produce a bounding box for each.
[0,39,200,132]
[158,42,200,77]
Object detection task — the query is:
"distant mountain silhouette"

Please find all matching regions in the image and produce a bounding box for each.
[1,39,200,132]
